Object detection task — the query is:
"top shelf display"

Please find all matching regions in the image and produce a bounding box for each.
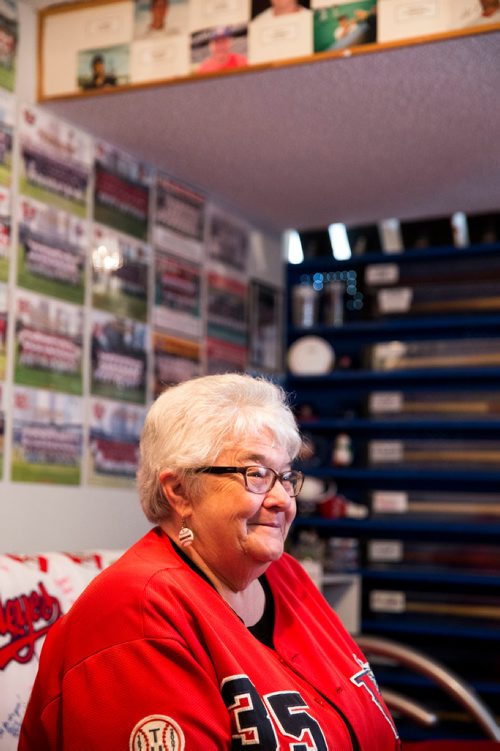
[288,241,500,331]
[287,240,500,382]
[38,0,500,100]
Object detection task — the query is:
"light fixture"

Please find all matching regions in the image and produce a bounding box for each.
[451,212,469,247]
[285,229,304,264]
[91,239,123,272]
[328,223,351,261]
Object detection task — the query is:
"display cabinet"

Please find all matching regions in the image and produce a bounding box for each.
[285,242,500,740]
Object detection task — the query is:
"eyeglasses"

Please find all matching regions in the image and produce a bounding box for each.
[193,465,304,497]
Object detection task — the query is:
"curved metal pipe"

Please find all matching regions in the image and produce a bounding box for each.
[357,634,500,741]
[381,688,438,727]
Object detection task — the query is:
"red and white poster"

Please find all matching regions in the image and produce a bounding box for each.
[207,208,250,273]
[0,281,7,382]
[154,250,202,337]
[153,330,202,396]
[93,140,152,241]
[90,310,148,404]
[11,386,83,485]
[91,224,150,322]
[206,271,247,373]
[14,290,83,396]
[17,196,87,305]
[87,397,146,486]
[19,105,92,218]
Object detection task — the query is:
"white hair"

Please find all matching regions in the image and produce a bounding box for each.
[137,373,301,523]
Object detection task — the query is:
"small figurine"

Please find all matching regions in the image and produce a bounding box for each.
[332,433,353,466]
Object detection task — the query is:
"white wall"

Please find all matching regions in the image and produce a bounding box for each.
[1,2,284,554]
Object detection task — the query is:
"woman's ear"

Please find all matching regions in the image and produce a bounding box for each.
[159,469,193,519]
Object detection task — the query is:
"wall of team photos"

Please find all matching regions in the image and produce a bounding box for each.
[0,0,497,500]
[0,1,284,490]
[38,0,500,98]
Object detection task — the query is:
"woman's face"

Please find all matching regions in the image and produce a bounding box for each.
[188,433,296,590]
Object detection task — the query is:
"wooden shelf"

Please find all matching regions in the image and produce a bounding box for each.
[37,18,500,233]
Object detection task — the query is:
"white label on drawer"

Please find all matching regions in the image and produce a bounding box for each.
[371,341,408,371]
[380,218,403,254]
[369,441,404,464]
[368,392,403,414]
[372,491,409,513]
[377,287,413,313]
[365,263,399,286]
[370,590,406,613]
[368,540,404,562]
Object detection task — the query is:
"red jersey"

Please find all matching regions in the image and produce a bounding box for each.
[19,527,400,750]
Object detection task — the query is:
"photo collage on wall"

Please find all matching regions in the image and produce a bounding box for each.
[0,7,280,483]
[88,140,152,486]
[41,0,500,98]
[0,281,6,381]
[0,25,16,471]
[0,380,3,476]
[152,172,205,396]
[206,207,249,374]
[50,0,317,83]
[0,88,12,447]
[0,89,13,282]
[9,104,91,485]
[0,0,18,93]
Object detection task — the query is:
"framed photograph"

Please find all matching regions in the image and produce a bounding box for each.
[207,208,249,272]
[14,290,84,396]
[153,330,202,395]
[191,24,248,74]
[90,310,148,404]
[93,140,152,241]
[92,226,150,322]
[40,0,133,97]
[17,196,87,304]
[19,105,92,218]
[87,397,145,487]
[248,0,312,65]
[11,386,83,485]
[154,250,202,337]
[133,0,189,37]
[207,270,247,347]
[0,0,18,92]
[0,282,7,380]
[248,280,283,372]
[312,0,376,54]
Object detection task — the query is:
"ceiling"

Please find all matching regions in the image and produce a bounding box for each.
[41,29,500,234]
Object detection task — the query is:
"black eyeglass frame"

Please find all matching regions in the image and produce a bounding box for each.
[193,465,304,497]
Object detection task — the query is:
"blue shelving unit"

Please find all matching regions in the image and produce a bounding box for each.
[285,243,500,735]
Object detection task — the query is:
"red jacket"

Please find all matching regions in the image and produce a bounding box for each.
[19,527,400,750]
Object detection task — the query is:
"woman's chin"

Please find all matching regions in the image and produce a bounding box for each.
[247,538,285,564]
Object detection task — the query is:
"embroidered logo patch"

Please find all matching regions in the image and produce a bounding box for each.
[129,715,185,751]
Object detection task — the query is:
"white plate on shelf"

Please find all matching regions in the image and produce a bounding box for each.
[287,336,335,375]
[298,476,330,501]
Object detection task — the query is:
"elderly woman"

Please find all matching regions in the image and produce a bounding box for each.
[20,373,400,750]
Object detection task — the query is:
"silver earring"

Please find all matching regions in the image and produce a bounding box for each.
[179,520,194,547]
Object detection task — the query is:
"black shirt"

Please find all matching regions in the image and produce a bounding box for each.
[169,535,276,648]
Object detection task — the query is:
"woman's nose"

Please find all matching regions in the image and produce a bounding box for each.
[264,480,294,509]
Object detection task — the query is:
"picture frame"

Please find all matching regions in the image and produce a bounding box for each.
[248,279,283,372]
